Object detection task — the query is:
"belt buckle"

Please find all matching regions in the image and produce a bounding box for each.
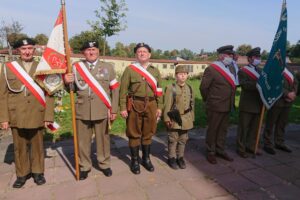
[144,96,149,102]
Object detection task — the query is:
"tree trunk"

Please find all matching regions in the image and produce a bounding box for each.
[103,35,106,56]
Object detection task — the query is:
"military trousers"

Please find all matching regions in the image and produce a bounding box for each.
[206,110,230,155]
[126,99,157,147]
[12,128,44,177]
[76,119,110,171]
[237,111,260,153]
[263,106,290,148]
[168,130,188,158]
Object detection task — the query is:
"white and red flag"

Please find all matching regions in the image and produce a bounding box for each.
[34,8,67,95]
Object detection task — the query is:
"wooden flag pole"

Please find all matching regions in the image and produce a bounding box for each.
[253,105,266,158]
[61,0,80,180]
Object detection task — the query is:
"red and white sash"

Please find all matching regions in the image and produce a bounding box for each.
[6,61,46,107]
[109,78,119,90]
[129,63,163,96]
[74,62,112,109]
[6,61,59,131]
[211,61,236,89]
[283,68,294,85]
[241,65,260,81]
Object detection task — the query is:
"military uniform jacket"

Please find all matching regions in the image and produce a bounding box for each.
[119,64,163,111]
[73,60,119,120]
[163,83,195,130]
[200,64,235,112]
[238,66,263,113]
[0,60,54,128]
[273,72,298,108]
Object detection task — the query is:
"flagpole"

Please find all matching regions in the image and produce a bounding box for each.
[61,0,80,181]
[253,105,266,158]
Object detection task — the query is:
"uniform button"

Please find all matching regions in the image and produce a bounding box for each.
[27,100,30,103]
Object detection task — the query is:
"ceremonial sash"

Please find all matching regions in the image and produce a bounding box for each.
[6,61,58,131]
[241,66,260,81]
[109,78,119,90]
[283,68,294,85]
[211,61,236,89]
[74,62,112,109]
[129,63,163,96]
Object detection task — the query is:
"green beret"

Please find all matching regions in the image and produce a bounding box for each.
[217,45,234,54]
[246,47,261,57]
[175,65,189,73]
[13,38,36,49]
[80,41,99,51]
[134,42,151,53]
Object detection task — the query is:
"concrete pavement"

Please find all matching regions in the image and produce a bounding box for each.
[1,125,300,200]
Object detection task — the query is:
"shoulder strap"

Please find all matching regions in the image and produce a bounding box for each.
[171,83,177,109]
[187,84,193,110]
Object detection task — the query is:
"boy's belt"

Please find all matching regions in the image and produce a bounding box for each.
[133,96,156,101]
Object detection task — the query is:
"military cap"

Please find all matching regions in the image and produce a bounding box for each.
[134,42,151,53]
[13,38,36,49]
[217,45,235,54]
[246,47,261,57]
[80,41,99,51]
[175,65,189,74]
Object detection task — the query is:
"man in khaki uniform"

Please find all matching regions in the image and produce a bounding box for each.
[200,45,237,164]
[263,67,298,154]
[64,41,119,179]
[119,43,163,174]
[0,38,54,188]
[164,65,195,169]
[237,47,263,158]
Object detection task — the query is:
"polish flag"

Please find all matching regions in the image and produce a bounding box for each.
[47,122,60,132]
[34,8,67,94]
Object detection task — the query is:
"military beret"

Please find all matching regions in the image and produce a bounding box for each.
[13,38,36,49]
[217,45,235,54]
[134,42,151,53]
[80,41,99,51]
[175,65,189,74]
[246,47,261,57]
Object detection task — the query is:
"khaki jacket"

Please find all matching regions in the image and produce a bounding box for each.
[0,60,54,128]
[238,66,263,113]
[73,60,119,120]
[200,65,235,112]
[119,64,163,111]
[163,83,195,130]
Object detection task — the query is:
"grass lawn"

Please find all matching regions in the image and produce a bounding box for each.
[45,79,300,141]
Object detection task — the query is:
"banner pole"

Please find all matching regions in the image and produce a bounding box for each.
[253,105,265,158]
[61,0,80,181]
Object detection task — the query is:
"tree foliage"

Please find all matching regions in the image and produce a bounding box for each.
[34,33,48,45]
[0,20,25,48]
[236,44,252,56]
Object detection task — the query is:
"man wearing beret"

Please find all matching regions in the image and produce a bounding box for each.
[263,66,298,154]
[119,43,163,174]
[200,45,237,164]
[0,38,55,188]
[237,47,263,158]
[64,41,119,179]
[163,65,195,169]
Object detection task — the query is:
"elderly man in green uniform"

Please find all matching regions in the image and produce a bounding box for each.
[237,47,263,158]
[263,67,298,154]
[0,38,55,188]
[164,65,195,169]
[119,43,163,174]
[200,45,237,164]
[64,41,119,179]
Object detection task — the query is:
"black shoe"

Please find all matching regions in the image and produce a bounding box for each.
[207,154,217,164]
[263,146,276,155]
[101,168,112,177]
[130,146,141,175]
[32,173,46,185]
[275,144,292,153]
[216,152,234,162]
[237,151,248,158]
[79,170,90,180]
[142,145,154,172]
[177,157,186,169]
[167,157,178,170]
[246,148,263,156]
[13,174,31,188]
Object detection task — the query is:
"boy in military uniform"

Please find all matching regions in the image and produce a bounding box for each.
[237,47,263,158]
[0,38,55,188]
[64,41,119,179]
[263,67,298,154]
[119,43,163,174]
[164,65,195,169]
